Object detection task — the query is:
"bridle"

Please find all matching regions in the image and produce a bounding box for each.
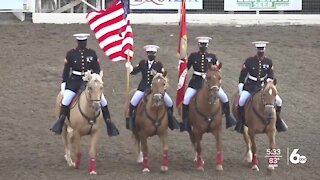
[250,84,277,131]
[193,72,222,132]
[78,83,102,129]
[260,84,276,108]
[204,74,221,105]
[142,77,167,133]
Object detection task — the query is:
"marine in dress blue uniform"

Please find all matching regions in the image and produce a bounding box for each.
[51,33,119,136]
[234,41,288,133]
[125,45,179,130]
[180,37,236,132]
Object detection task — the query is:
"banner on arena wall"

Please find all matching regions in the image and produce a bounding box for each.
[0,0,23,9]
[224,0,302,11]
[130,0,203,10]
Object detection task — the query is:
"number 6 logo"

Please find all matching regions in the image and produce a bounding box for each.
[289,149,307,164]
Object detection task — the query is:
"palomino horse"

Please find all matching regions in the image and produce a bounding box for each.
[232,80,278,171]
[124,71,169,173]
[188,64,224,171]
[55,71,104,175]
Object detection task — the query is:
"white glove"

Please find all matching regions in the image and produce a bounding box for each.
[238,83,244,95]
[125,62,133,73]
[60,82,66,95]
[266,78,273,82]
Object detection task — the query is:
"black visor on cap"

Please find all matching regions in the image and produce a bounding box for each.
[199,42,208,46]
[147,51,156,54]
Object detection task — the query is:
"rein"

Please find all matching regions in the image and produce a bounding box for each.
[77,90,101,134]
[142,93,166,133]
[249,88,275,132]
[194,90,220,132]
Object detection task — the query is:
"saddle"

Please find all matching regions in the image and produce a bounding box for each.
[70,84,87,109]
[136,88,152,114]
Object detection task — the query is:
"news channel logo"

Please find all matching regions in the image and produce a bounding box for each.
[265,148,307,168]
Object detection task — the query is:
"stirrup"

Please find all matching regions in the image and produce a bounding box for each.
[106,121,119,136]
[126,116,135,130]
[180,121,190,132]
[276,119,288,132]
[234,121,244,133]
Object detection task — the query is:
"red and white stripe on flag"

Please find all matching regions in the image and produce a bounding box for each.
[86,1,134,62]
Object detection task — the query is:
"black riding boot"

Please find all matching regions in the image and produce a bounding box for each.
[234,106,245,133]
[276,106,288,132]
[222,102,236,129]
[102,105,119,136]
[126,103,136,130]
[50,105,69,134]
[180,104,191,132]
[167,106,180,130]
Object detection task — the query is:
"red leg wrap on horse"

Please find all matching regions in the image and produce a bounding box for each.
[89,158,96,172]
[196,154,204,168]
[216,151,223,165]
[143,155,149,169]
[252,154,258,165]
[162,150,168,167]
[75,153,81,168]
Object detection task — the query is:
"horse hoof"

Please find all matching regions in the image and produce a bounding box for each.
[197,166,204,171]
[89,171,97,175]
[251,165,259,171]
[216,165,223,171]
[160,166,168,172]
[142,168,150,174]
[267,165,275,171]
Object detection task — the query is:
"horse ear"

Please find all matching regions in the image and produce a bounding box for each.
[151,69,157,76]
[83,71,91,81]
[273,78,277,86]
[217,61,222,69]
[99,70,103,78]
[162,70,167,77]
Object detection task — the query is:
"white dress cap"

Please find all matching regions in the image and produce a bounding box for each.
[252,41,269,48]
[196,36,212,43]
[144,45,160,52]
[73,33,90,40]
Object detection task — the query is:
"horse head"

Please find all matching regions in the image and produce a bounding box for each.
[261,79,277,120]
[83,70,104,112]
[204,64,222,104]
[150,70,168,107]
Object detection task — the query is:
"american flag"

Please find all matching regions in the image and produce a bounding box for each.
[86,0,134,62]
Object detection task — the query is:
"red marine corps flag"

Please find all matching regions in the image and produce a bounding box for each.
[176,0,187,115]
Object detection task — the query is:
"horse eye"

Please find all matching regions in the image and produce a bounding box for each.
[88,87,92,90]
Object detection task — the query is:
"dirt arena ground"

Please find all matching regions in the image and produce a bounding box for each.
[1,14,319,179]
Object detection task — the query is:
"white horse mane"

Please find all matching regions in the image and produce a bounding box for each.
[83,70,104,84]
[90,73,103,84]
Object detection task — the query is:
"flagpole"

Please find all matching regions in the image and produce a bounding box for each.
[126,54,130,95]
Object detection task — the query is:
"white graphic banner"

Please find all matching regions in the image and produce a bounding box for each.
[130,0,203,10]
[224,0,302,11]
[0,0,23,9]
